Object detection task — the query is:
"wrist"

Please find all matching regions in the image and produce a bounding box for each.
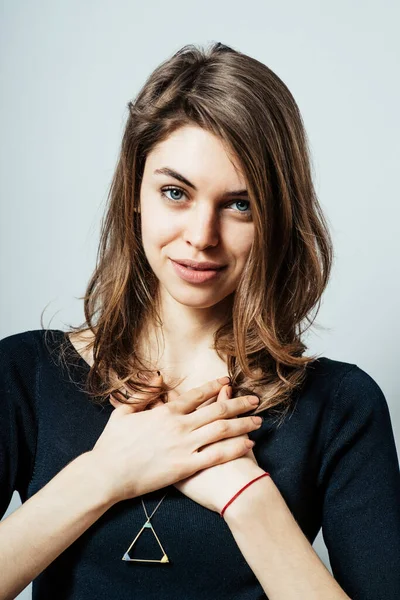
[221,468,275,523]
[73,451,119,510]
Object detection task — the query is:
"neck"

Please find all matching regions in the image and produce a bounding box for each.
[138,290,233,372]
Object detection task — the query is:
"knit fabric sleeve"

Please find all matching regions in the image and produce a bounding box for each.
[0,331,39,519]
[319,365,400,599]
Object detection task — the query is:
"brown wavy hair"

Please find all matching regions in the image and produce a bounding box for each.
[49,41,333,427]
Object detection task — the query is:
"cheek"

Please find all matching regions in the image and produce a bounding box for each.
[141,211,178,254]
[229,230,254,259]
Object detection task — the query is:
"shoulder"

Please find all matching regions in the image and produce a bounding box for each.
[305,356,386,407]
[307,357,392,449]
[295,356,391,439]
[0,327,60,351]
[0,329,41,361]
[0,329,66,371]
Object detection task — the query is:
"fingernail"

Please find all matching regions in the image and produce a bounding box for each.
[249,396,260,405]
[217,376,231,385]
[252,416,262,425]
[226,385,232,398]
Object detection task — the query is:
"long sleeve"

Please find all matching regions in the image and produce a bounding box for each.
[319,365,400,599]
[0,331,38,518]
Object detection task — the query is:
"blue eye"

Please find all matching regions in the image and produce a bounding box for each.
[161,187,186,202]
[230,199,251,214]
[160,186,252,218]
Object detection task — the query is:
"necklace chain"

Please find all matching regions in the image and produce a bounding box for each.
[142,493,168,521]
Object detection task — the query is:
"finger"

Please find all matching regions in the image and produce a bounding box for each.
[191,384,232,410]
[218,384,232,401]
[200,382,231,407]
[185,393,259,430]
[191,433,255,472]
[167,387,180,403]
[109,393,140,416]
[165,390,218,412]
[172,376,230,415]
[195,391,220,410]
[193,412,261,449]
[109,394,123,410]
[199,383,229,410]
[219,384,236,415]
[167,378,229,408]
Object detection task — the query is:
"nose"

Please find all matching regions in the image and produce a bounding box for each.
[183,203,220,250]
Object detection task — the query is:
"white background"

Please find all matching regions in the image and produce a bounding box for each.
[1,1,399,597]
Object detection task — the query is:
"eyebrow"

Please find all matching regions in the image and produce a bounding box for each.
[153,167,248,198]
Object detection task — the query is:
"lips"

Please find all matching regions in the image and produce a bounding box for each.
[170,259,226,283]
[177,263,222,271]
[172,259,226,270]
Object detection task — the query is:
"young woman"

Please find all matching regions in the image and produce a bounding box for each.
[1,42,399,600]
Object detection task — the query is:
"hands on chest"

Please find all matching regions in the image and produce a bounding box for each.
[89,372,263,512]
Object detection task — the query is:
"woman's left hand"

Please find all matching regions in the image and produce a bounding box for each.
[167,382,265,515]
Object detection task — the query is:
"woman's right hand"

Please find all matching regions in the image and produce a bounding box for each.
[89,375,261,505]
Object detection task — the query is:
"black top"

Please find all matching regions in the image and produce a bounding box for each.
[1,329,400,600]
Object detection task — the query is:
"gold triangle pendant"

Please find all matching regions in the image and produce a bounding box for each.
[122,520,170,563]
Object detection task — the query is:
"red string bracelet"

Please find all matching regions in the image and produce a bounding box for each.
[220,472,270,518]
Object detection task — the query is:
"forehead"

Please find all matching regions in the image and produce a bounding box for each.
[144,125,246,188]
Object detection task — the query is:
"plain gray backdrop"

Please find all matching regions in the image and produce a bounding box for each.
[1,1,399,598]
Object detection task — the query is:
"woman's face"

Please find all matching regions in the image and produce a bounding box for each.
[139,124,255,310]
